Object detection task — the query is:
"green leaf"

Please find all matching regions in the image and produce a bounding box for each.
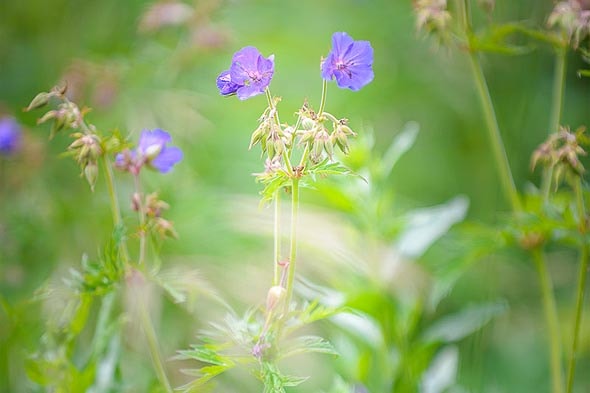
[578,69,590,78]
[423,301,508,343]
[380,121,419,179]
[279,335,339,360]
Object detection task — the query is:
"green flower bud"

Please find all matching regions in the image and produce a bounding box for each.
[266,285,285,312]
[84,162,99,192]
[25,92,52,112]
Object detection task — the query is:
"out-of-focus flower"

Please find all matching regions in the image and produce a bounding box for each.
[0,117,22,155]
[138,0,194,33]
[217,46,275,100]
[321,32,374,91]
[116,129,183,174]
[548,0,590,47]
[413,0,452,38]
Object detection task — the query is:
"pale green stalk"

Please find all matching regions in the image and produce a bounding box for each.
[466,52,521,212]
[265,88,293,175]
[133,174,147,266]
[139,296,173,393]
[273,191,281,286]
[318,79,328,116]
[532,249,564,393]
[283,178,300,314]
[566,179,588,393]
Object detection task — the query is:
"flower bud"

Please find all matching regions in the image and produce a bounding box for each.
[301,117,316,131]
[265,285,285,312]
[84,162,99,192]
[25,92,52,112]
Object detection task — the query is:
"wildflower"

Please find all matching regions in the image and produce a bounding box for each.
[321,32,374,91]
[548,0,590,47]
[217,46,275,100]
[116,129,182,174]
[0,117,22,155]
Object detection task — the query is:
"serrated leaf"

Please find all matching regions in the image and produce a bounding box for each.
[279,335,339,359]
[175,346,231,366]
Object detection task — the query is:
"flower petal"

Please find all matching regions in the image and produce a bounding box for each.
[216,69,241,96]
[138,129,171,154]
[151,146,183,173]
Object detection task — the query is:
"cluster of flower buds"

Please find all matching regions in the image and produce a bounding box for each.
[532,125,588,184]
[296,102,357,163]
[26,85,105,190]
[141,192,178,239]
[68,133,103,191]
[249,98,291,160]
[548,0,590,48]
[413,0,452,39]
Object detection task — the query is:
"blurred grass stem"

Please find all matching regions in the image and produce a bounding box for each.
[273,191,281,286]
[133,174,147,266]
[532,248,564,393]
[467,52,521,212]
[566,179,588,393]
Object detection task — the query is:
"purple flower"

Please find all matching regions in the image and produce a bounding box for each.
[0,117,22,155]
[216,70,241,96]
[116,129,182,174]
[321,32,374,91]
[216,46,275,100]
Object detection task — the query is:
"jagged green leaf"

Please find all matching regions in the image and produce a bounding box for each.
[279,335,339,360]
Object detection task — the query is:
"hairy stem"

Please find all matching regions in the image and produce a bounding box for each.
[273,191,281,286]
[101,156,130,264]
[284,178,300,314]
[566,179,588,393]
[139,296,173,393]
[542,47,568,200]
[467,51,521,212]
[265,88,293,175]
[532,249,565,393]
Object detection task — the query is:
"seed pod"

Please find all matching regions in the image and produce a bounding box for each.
[25,92,52,112]
[84,162,99,192]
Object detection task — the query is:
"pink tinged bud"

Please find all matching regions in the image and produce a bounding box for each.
[266,285,286,312]
[131,192,141,212]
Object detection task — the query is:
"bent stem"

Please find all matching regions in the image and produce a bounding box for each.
[284,178,300,314]
[566,179,588,393]
[467,51,521,212]
[532,249,565,393]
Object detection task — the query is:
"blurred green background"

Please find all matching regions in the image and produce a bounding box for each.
[1,0,590,392]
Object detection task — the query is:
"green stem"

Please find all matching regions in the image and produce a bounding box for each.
[532,248,565,393]
[318,79,328,116]
[284,178,300,314]
[542,47,568,200]
[566,179,588,393]
[133,174,147,265]
[265,88,293,175]
[138,295,173,393]
[273,191,281,286]
[101,156,130,264]
[467,51,522,212]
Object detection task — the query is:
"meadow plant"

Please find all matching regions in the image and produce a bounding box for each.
[413,1,590,392]
[24,85,182,392]
[176,32,374,391]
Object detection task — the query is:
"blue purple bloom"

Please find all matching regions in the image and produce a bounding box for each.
[116,129,182,174]
[0,116,22,155]
[217,46,275,100]
[321,32,374,91]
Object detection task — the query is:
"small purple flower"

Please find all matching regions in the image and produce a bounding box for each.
[116,129,182,174]
[216,46,275,100]
[0,117,22,155]
[321,32,374,91]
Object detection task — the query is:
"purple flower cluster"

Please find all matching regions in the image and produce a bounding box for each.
[216,46,275,100]
[0,117,22,156]
[216,32,373,98]
[116,129,183,174]
[321,32,374,91]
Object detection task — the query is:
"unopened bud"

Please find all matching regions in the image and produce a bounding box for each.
[37,110,58,125]
[131,192,141,212]
[301,117,316,131]
[266,285,285,312]
[25,92,52,112]
[84,162,99,192]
